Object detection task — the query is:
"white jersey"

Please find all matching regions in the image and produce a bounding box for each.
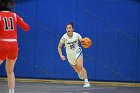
[60,32,82,54]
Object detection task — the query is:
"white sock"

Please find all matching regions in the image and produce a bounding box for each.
[84,79,89,83]
[9,89,14,93]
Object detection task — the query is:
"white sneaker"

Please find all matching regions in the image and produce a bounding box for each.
[83,83,90,88]
[78,73,83,80]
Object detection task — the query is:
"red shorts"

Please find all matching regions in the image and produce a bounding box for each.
[0,41,18,60]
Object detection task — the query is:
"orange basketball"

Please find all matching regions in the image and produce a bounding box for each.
[81,37,92,48]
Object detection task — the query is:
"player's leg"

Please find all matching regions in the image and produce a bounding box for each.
[67,53,84,79]
[76,55,90,87]
[6,58,16,93]
[6,42,18,93]
[67,54,80,73]
[76,56,87,79]
[72,65,80,73]
[72,65,83,79]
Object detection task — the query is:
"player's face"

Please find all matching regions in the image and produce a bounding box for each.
[66,25,73,34]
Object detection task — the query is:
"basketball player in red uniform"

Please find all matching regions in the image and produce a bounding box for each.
[0,0,30,93]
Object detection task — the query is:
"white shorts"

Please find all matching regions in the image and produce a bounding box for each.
[67,51,83,66]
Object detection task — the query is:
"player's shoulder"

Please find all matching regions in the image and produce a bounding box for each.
[62,33,68,38]
[73,32,80,34]
[73,32,80,36]
[73,32,77,34]
[9,11,15,14]
[8,12,20,17]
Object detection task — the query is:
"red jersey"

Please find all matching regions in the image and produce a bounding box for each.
[0,11,30,39]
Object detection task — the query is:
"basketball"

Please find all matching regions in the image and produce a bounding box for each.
[81,37,92,48]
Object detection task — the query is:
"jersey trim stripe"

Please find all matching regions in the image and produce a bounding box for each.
[0,39,17,42]
[14,13,17,22]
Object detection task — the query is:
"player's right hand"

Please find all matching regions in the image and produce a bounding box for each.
[60,55,66,61]
[80,39,86,45]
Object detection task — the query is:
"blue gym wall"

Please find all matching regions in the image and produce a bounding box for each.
[0,0,140,82]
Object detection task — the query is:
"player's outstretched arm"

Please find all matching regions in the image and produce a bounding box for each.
[17,15,30,31]
[58,42,66,61]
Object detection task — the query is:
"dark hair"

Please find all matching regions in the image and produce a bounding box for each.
[66,22,74,28]
[0,0,15,11]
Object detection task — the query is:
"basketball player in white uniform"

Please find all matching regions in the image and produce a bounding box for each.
[58,22,90,87]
